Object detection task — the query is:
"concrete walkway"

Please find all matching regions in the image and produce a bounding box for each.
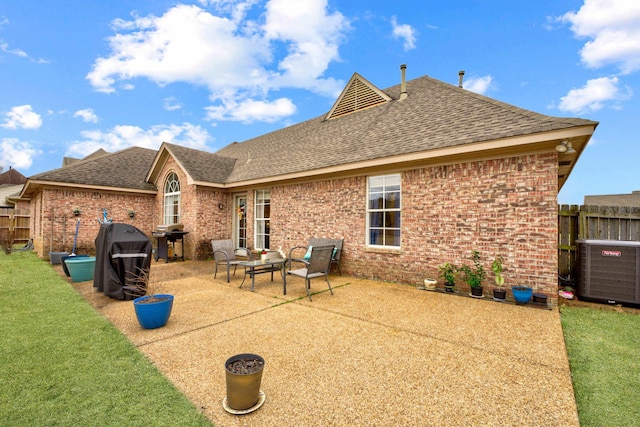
[69,260,579,427]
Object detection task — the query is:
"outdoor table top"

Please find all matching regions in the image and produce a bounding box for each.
[237,258,286,267]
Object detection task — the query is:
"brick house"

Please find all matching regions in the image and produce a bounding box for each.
[20,68,597,300]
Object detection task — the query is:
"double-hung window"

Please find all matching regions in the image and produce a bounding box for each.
[255,189,270,250]
[164,172,181,225]
[367,174,401,248]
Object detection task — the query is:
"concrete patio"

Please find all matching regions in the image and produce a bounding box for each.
[67,260,579,426]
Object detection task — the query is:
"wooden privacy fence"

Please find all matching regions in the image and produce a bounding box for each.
[0,208,30,243]
[558,204,640,276]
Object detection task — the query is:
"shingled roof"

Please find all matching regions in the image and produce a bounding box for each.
[215,73,597,184]
[22,147,157,196]
[0,167,27,185]
[62,148,109,167]
[147,143,236,186]
[22,70,598,196]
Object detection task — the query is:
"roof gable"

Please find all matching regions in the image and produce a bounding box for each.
[146,143,236,186]
[0,167,27,185]
[325,72,392,120]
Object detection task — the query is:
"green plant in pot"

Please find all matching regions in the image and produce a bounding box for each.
[459,250,486,298]
[438,262,457,293]
[491,256,507,302]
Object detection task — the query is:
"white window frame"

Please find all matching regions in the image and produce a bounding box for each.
[163,172,181,225]
[254,189,270,250]
[234,194,248,249]
[366,174,401,248]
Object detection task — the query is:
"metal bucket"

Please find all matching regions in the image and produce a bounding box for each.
[225,353,264,411]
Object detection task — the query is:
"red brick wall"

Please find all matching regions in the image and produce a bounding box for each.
[29,151,559,302]
[267,153,558,300]
[152,158,229,260]
[32,188,155,257]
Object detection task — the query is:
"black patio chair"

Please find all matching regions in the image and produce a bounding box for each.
[287,245,335,301]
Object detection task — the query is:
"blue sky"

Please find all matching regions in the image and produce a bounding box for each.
[0,0,638,204]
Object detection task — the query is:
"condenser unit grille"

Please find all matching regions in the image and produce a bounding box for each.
[578,240,640,305]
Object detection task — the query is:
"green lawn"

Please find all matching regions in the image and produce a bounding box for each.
[0,250,212,427]
[560,305,640,426]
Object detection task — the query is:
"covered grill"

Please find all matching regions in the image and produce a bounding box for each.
[152,223,188,262]
[94,223,152,300]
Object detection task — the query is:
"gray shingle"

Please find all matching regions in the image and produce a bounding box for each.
[216,74,596,183]
[164,143,236,184]
[30,146,157,191]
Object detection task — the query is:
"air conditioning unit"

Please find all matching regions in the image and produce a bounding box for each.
[577,240,640,305]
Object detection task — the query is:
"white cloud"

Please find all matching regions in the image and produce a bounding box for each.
[0,138,42,169]
[561,0,640,73]
[463,75,493,95]
[206,97,296,122]
[391,16,417,51]
[0,105,42,130]
[86,1,349,122]
[558,76,632,113]
[0,40,27,58]
[163,97,183,111]
[73,108,99,123]
[66,122,211,157]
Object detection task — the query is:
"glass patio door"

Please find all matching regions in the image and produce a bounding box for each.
[234,195,247,249]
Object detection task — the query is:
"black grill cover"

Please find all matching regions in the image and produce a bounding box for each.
[94,223,152,300]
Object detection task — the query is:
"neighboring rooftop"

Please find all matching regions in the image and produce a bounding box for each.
[584,191,640,207]
[62,149,109,167]
[0,167,27,185]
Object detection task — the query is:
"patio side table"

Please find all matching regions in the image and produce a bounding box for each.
[237,259,287,292]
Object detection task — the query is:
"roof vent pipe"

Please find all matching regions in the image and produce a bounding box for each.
[458,70,465,88]
[400,64,408,100]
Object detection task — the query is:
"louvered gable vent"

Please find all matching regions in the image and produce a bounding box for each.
[325,73,392,120]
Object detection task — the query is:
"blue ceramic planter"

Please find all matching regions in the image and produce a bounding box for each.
[61,254,90,277]
[64,256,96,282]
[512,286,533,304]
[133,294,174,329]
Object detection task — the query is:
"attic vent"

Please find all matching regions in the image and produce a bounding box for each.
[326,73,392,120]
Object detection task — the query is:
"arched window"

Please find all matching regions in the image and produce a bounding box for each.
[164,172,181,225]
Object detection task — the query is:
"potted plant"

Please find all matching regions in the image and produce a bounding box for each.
[459,250,486,298]
[223,353,266,414]
[512,280,533,304]
[421,277,437,291]
[126,268,174,329]
[491,256,507,302]
[532,279,549,306]
[438,262,457,293]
